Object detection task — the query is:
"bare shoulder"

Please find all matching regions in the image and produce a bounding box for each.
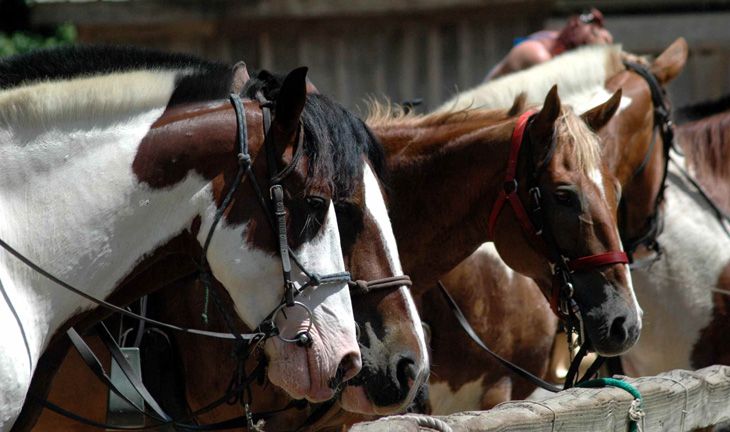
[507,41,552,70]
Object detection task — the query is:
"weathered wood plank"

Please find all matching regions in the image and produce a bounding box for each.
[351,366,730,432]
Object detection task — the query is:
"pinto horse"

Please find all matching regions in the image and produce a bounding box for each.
[0,45,403,430]
[26,58,427,431]
[420,38,688,413]
[620,94,730,377]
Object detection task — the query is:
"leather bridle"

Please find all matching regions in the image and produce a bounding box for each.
[487,110,628,330]
[619,60,675,264]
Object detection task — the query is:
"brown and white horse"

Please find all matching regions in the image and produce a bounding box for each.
[621,94,730,377]
[420,38,688,413]
[27,61,428,431]
[0,45,416,430]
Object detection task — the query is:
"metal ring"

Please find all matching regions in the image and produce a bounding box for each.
[272,301,314,344]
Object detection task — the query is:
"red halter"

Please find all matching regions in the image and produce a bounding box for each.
[487,110,629,315]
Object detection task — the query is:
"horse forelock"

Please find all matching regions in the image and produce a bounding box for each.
[437,44,624,113]
[555,106,602,175]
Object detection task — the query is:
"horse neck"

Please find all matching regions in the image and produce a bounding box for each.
[0,100,224,360]
[376,117,514,288]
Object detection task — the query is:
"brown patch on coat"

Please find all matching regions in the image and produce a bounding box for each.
[691,261,730,368]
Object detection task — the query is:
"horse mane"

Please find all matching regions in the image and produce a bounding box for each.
[0,46,384,201]
[365,99,507,129]
[436,44,624,114]
[0,45,233,106]
[244,71,388,201]
[674,93,730,125]
[367,100,600,174]
[676,111,730,212]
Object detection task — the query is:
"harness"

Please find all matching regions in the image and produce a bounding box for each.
[620,60,675,264]
[14,92,409,430]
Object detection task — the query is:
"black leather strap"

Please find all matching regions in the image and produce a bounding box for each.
[437,281,562,393]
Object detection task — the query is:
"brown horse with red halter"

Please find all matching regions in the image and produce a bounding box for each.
[422,38,688,414]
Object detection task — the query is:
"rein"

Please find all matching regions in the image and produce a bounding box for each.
[620,60,675,264]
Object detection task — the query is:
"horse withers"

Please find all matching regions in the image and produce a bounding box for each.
[0,46,374,430]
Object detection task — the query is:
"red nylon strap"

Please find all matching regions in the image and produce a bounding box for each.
[487,110,537,239]
[566,251,629,272]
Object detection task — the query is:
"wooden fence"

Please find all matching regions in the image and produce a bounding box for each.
[351,365,730,432]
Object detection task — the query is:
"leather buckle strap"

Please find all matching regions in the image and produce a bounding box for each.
[566,251,629,272]
[487,110,538,239]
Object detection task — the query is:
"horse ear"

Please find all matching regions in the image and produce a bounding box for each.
[306,77,319,94]
[273,67,308,140]
[650,37,688,84]
[581,88,622,132]
[230,61,250,94]
[508,92,527,116]
[530,85,561,141]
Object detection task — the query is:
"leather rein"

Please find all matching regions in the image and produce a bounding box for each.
[21,92,411,430]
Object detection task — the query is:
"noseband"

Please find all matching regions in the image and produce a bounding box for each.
[619,60,675,264]
[487,110,628,335]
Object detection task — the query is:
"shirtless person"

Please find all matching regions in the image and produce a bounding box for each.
[485,8,613,81]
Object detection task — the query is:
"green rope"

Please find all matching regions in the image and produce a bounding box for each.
[578,378,644,432]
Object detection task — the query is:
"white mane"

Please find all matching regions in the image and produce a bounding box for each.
[436,44,625,114]
[0,70,178,130]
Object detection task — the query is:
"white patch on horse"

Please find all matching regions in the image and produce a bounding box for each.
[589,168,606,200]
[623,160,730,376]
[437,44,624,112]
[429,376,485,415]
[362,163,430,388]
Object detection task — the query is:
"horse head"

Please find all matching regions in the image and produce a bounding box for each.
[137,67,363,402]
[603,38,688,264]
[491,86,641,356]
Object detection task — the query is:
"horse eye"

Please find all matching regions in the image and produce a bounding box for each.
[554,190,577,207]
[306,196,327,211]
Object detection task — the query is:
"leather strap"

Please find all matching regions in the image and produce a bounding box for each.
[567,251,629,272]
[487,110,539,239]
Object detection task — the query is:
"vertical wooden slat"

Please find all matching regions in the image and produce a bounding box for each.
[334,35,349,107]
[399,23,417,103]
[457,21,473,90]
[427,25,443,109]
[259,31,273,70]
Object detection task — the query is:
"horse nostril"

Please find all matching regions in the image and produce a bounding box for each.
[338,352,362,383]
[609,315,627,343]
[396,356,417,389]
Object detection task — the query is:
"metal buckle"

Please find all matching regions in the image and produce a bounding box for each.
[503,179,518,194]
[272,301,315,345]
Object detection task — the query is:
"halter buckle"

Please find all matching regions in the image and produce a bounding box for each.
[503,179,518,194]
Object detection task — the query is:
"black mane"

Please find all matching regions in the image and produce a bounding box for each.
[0,45,233,106]
[675,93,730,125]
[243,71,385,201]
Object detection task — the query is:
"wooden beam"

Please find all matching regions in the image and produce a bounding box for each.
[351,365,730,432]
